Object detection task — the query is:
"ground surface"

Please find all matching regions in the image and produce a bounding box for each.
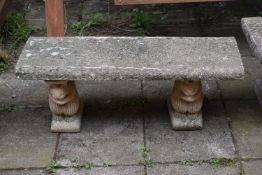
[1,0,262,175]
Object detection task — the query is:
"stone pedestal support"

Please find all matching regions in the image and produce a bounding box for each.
[46,80,83,132]
[168,80,203,130]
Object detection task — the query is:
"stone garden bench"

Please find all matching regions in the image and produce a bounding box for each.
[242,17,262,107]
[16,36,244,132]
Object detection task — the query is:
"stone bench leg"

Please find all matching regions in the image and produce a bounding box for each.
[45,80,83,132]
[168,80,203,130]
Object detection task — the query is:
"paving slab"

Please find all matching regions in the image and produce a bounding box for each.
[0,72,141,107]
[144,101,236,162]
[77,80,141,102]
[225,100,262,159]
[0,73,48,107]
[147,163,240,175]
[0,108,57,169]
[56,107,144,166]
[218,74,256,100]
[242,160,262,175]
[142,80,172,101]
[16,37,244,80]
[202,81,221,100]
[243,58,262,79]
[0,169,47,175]
[56,166,144,175]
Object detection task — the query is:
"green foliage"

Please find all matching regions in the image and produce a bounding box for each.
[139,146,153,167]
[71,21,86,35]
[139,159,153,167]
[47,160,57,175]
[84,161,94,170]
[69,158,94,170]
[87,12,103,28]
[126,9,152,35]
[240,167,246,175]
[0,105,15,112]
[103,161,111,167]
[182,160,194,166]
[177,158,240,169]
[141,146,151,158]
[70,12,103,35]
[1,13,31,49]
[125,7,168,35]
[210,158,239,168]
[0,61,8,74]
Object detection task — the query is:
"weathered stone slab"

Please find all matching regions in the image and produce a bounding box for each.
[16,37,244,81]
[56,166,144,175]
[56,108,143,166]
[225,100,262,158]
[0,108,57,169]
[242,160,262,175]
[145,101,236,162]
[242,17,262,60]
[147,163,240,175]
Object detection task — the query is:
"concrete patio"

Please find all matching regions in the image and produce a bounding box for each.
[0,0,262,174]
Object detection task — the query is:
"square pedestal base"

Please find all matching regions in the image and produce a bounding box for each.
[51,102,83,133]
[168,99,203,130]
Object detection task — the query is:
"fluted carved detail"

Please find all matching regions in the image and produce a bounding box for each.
[46,80,80,117]
[171,80,203,114]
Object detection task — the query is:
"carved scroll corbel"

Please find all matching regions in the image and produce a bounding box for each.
[171,80,203,115]
[45,80,82,132]
[46,80,81,116]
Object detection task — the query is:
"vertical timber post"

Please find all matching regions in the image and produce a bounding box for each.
[45,0,82,132]
[45,0,65,36]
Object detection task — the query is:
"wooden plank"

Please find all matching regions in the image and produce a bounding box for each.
[0,0,11,25]
[45,0,64,36]
[114,0,233,5]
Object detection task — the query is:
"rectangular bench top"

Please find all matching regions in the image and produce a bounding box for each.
[242,17,262,60]
[16,36,244,81]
